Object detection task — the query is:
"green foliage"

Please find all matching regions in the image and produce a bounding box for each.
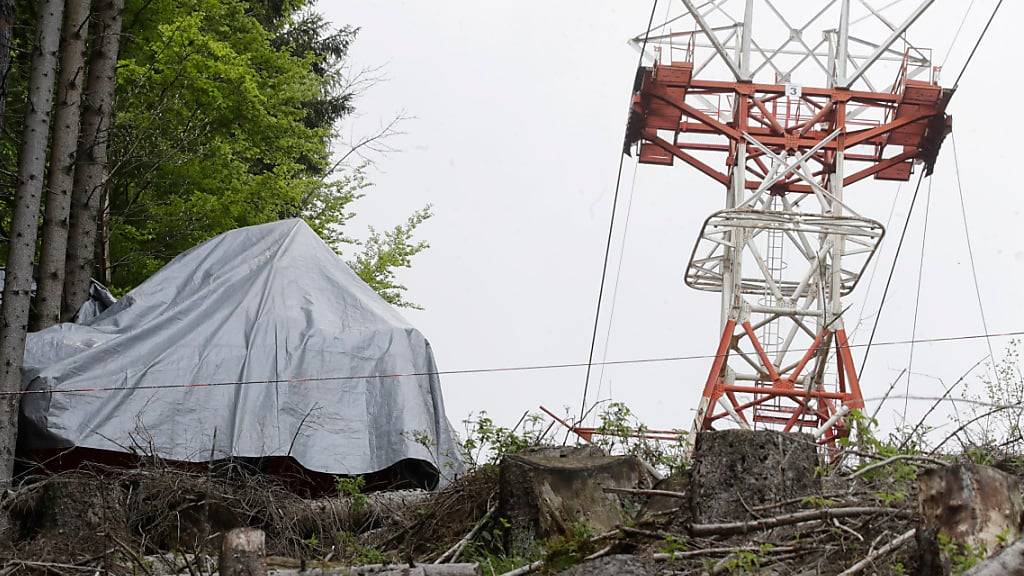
[461,411,549,468]
[110,0,338,285]
[938,533,987,575]
[335,475,368,514]
[462,547,537,575]
[716,545,774,575]
[593,402,690,474]
[873,489,909,506]
[350,206,433,309]
[844,410,919,484]
[0,0,431,307]
[460,516,541,576]
[659,534,689,556]
[800,495,836,508]
[541,522,595,573]
[334,531,388,565]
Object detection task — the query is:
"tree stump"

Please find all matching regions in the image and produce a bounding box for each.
[498,446,656,556]
[220,527,266,576]
[917,464,1024,576]
[689,430,819,523]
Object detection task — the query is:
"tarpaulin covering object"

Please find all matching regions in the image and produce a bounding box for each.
[20,219,464,487]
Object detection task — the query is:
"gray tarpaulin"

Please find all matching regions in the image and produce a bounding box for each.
[20,219,464,487]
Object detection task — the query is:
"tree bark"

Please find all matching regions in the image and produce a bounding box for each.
[0,0,15,135]
[0,0,66,484]
[219,527,266,576]
[32,0,92,331]
[62,0,122,320]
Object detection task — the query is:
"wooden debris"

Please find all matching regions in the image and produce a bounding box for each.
[268,565,481,575]
[601,487,687,499]
[434,501,497,564]
[689,506,906,536]
[845,454,945,479]
[836,529,915,576]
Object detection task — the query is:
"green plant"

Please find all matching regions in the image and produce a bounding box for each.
[461,411,549,467]
[335,476,369,514]
[873,489,909,506]
[334,531,388,565]
[592,402,690,474]
[718,548,765,575]
[659,534,689,556]
[844,410,921,484]
[542,522,596,573]
[938,533,987,575]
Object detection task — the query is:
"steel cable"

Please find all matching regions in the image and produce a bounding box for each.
[578,0,659,421]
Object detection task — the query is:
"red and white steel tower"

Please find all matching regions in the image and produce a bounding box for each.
[624,0,951,447]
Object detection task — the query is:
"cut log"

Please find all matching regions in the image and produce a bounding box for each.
[220,527,266,576]
[286,489,433,534]
[917,464,1024,576]
[498,446,656,556]
[689,507,905,537]
[267,565,480,575]
[689,430,819,523]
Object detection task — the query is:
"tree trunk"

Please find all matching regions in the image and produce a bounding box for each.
[0,0,15,134]
[0,0,66,484]
[917,464,1024,575]
[32,0,92,331]
[62,0,122,320]
[219,527,266,576]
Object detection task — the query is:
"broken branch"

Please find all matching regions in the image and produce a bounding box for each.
[837,529,915,576]
[689,507,908,536]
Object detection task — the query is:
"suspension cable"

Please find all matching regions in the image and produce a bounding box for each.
[952,0,1004,90]
[940,0,977,69]
[578,0,659,421]
[857,170,927,378]
[592,157,641,420]
[904,176,932,421]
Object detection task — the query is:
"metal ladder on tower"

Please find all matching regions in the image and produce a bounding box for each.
[754,195,787,427]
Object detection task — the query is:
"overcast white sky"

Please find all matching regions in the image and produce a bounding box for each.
[316,0,1024,441]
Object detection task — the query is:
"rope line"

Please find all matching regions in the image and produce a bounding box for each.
[952,0,1003,90]
[904,176,932,420]
[10,328,1024,398]
[850,181,902,340]
[857,170,927,379]
[940,0,977,69]
[592,156,641,419]
[951,134,996,371]
[579,0,659,421]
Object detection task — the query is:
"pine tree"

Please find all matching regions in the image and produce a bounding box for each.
[33,0,91,330]
[63,0,122,318]
[0,0,65,484]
